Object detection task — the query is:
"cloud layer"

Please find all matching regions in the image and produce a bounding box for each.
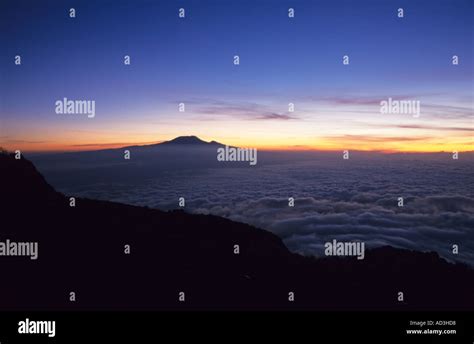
[46,152,474,266]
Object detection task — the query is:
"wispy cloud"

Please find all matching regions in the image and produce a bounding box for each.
[183,99,300,121]
[70,141,159,148]
[303,95,473,120]
[307,94,423,106]
[4,139,51,144]
[322,134,430,143]
[255,113,297,120]
[422,103,473,120]
[368,123,474,132]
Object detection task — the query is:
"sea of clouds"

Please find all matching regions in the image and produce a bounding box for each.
[34,151,474,266]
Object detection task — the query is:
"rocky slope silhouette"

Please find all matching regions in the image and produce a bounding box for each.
[1,152,473,310]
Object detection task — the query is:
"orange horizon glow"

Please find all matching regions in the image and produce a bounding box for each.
[3,99,472,154]
[2,135,472,154]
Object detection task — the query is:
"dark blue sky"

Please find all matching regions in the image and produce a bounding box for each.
[1,0,472,151]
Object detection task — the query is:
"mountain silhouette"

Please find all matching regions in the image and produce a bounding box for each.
[1,152,473,310]
[159,135,223,146]
[122,136,224,150]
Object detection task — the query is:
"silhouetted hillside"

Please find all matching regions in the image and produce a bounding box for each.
[1,152,473,310]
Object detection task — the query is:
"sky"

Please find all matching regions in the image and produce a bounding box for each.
[0,0,473,152]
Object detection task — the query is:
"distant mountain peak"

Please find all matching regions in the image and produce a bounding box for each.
[161,136,223,146]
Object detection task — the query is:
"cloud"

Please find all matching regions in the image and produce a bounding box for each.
[374,124,474,132]
[420,104,473,120]
[307,94,423,106]
[4,139,50,144]
[70,141,159,148]
[188,99,300,121]
[255,113,297,120]
[321,134,430,143]
[303,95,473,120]
[40,151,474,266]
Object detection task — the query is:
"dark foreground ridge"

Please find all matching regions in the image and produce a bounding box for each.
[1,152,473,310]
